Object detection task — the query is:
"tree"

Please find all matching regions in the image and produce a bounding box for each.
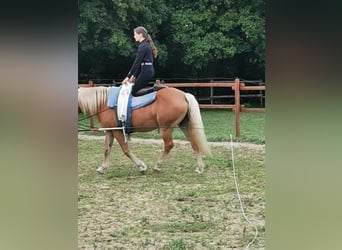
[78,0,265,80]
[78,0,168,79]
[169,0,264,78]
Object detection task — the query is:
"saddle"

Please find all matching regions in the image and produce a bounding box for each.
[107,85,157,133]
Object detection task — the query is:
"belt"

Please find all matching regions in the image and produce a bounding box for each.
[141,62,153,66]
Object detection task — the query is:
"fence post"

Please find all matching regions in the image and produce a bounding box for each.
[233,78,241,137]
[210,79,213,105]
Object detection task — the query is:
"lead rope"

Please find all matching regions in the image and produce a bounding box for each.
[229,134,258,249]
[85,126,128,143]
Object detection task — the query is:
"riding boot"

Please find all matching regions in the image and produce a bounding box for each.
[153,84,167,91]
[135,85,167,96]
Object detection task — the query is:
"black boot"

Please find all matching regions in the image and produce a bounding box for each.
[135,84,167,96]
[153,83,167,91]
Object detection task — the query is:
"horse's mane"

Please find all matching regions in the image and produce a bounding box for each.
[78,86,108,115]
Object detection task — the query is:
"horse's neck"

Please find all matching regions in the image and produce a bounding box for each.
[97,105,118,127]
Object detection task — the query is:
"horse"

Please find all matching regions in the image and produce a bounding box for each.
[78,86,212,174]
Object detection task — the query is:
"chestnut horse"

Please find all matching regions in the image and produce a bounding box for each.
[78,86,211,174]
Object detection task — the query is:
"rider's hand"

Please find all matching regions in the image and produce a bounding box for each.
[122,77,129,84]
[129,75,136,83]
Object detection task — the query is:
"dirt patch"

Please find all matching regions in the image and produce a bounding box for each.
[78,134,265,249]
[78,133,265,151]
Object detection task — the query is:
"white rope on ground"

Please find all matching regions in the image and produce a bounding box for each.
[229,134,258,250]
[89,126,128,142]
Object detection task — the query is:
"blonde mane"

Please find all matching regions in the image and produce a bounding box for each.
[78,86,109,115]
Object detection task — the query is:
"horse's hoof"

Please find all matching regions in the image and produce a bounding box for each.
[140,170,146,175]
[195,168,203,174]
[96,167,106,174]
[153,167,161,172]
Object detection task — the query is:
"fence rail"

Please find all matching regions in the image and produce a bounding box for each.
[78,78,265,137]
[162,78,265,136]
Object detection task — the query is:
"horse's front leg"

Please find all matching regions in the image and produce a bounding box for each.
[115,131,147,174]
[96,131,114,174]
[153,128,174,172]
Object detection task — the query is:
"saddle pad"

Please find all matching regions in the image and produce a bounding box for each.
[107,86,157,134]
[107,86,156,110]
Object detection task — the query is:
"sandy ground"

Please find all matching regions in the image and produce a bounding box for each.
[78,133,265,151]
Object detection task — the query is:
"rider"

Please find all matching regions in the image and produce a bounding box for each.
[122,26,165,96]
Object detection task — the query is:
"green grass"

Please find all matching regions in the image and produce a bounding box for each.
[79,109,265,144]
[164,238,187,250]
[78,138,265,249]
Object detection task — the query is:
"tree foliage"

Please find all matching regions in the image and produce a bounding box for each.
[78,0,264,80]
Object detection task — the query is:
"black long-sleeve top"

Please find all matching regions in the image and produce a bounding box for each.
[127,40,153,78]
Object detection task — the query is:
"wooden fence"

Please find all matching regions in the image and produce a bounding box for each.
[161,78,265,136]
[78,78,265,137]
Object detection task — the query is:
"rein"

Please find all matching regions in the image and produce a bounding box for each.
[78,107,112,128]
[77,125,203,132]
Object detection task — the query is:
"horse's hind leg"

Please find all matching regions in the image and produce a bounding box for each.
[153,128,174,172]
[194,151,204,173]
[179,125,204,173]
[114,131,147,173]
[96,131,114,174]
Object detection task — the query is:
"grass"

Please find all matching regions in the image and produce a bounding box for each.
[78,138,265,249]
[78,109,265,144]
[164,238,187,250]
[78,104,265,249]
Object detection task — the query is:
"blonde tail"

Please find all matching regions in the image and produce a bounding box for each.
[184,93,212,156]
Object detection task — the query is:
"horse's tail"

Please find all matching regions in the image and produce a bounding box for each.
[184,93,212,156]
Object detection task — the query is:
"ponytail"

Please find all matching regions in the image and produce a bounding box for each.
[147,34,158,58]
